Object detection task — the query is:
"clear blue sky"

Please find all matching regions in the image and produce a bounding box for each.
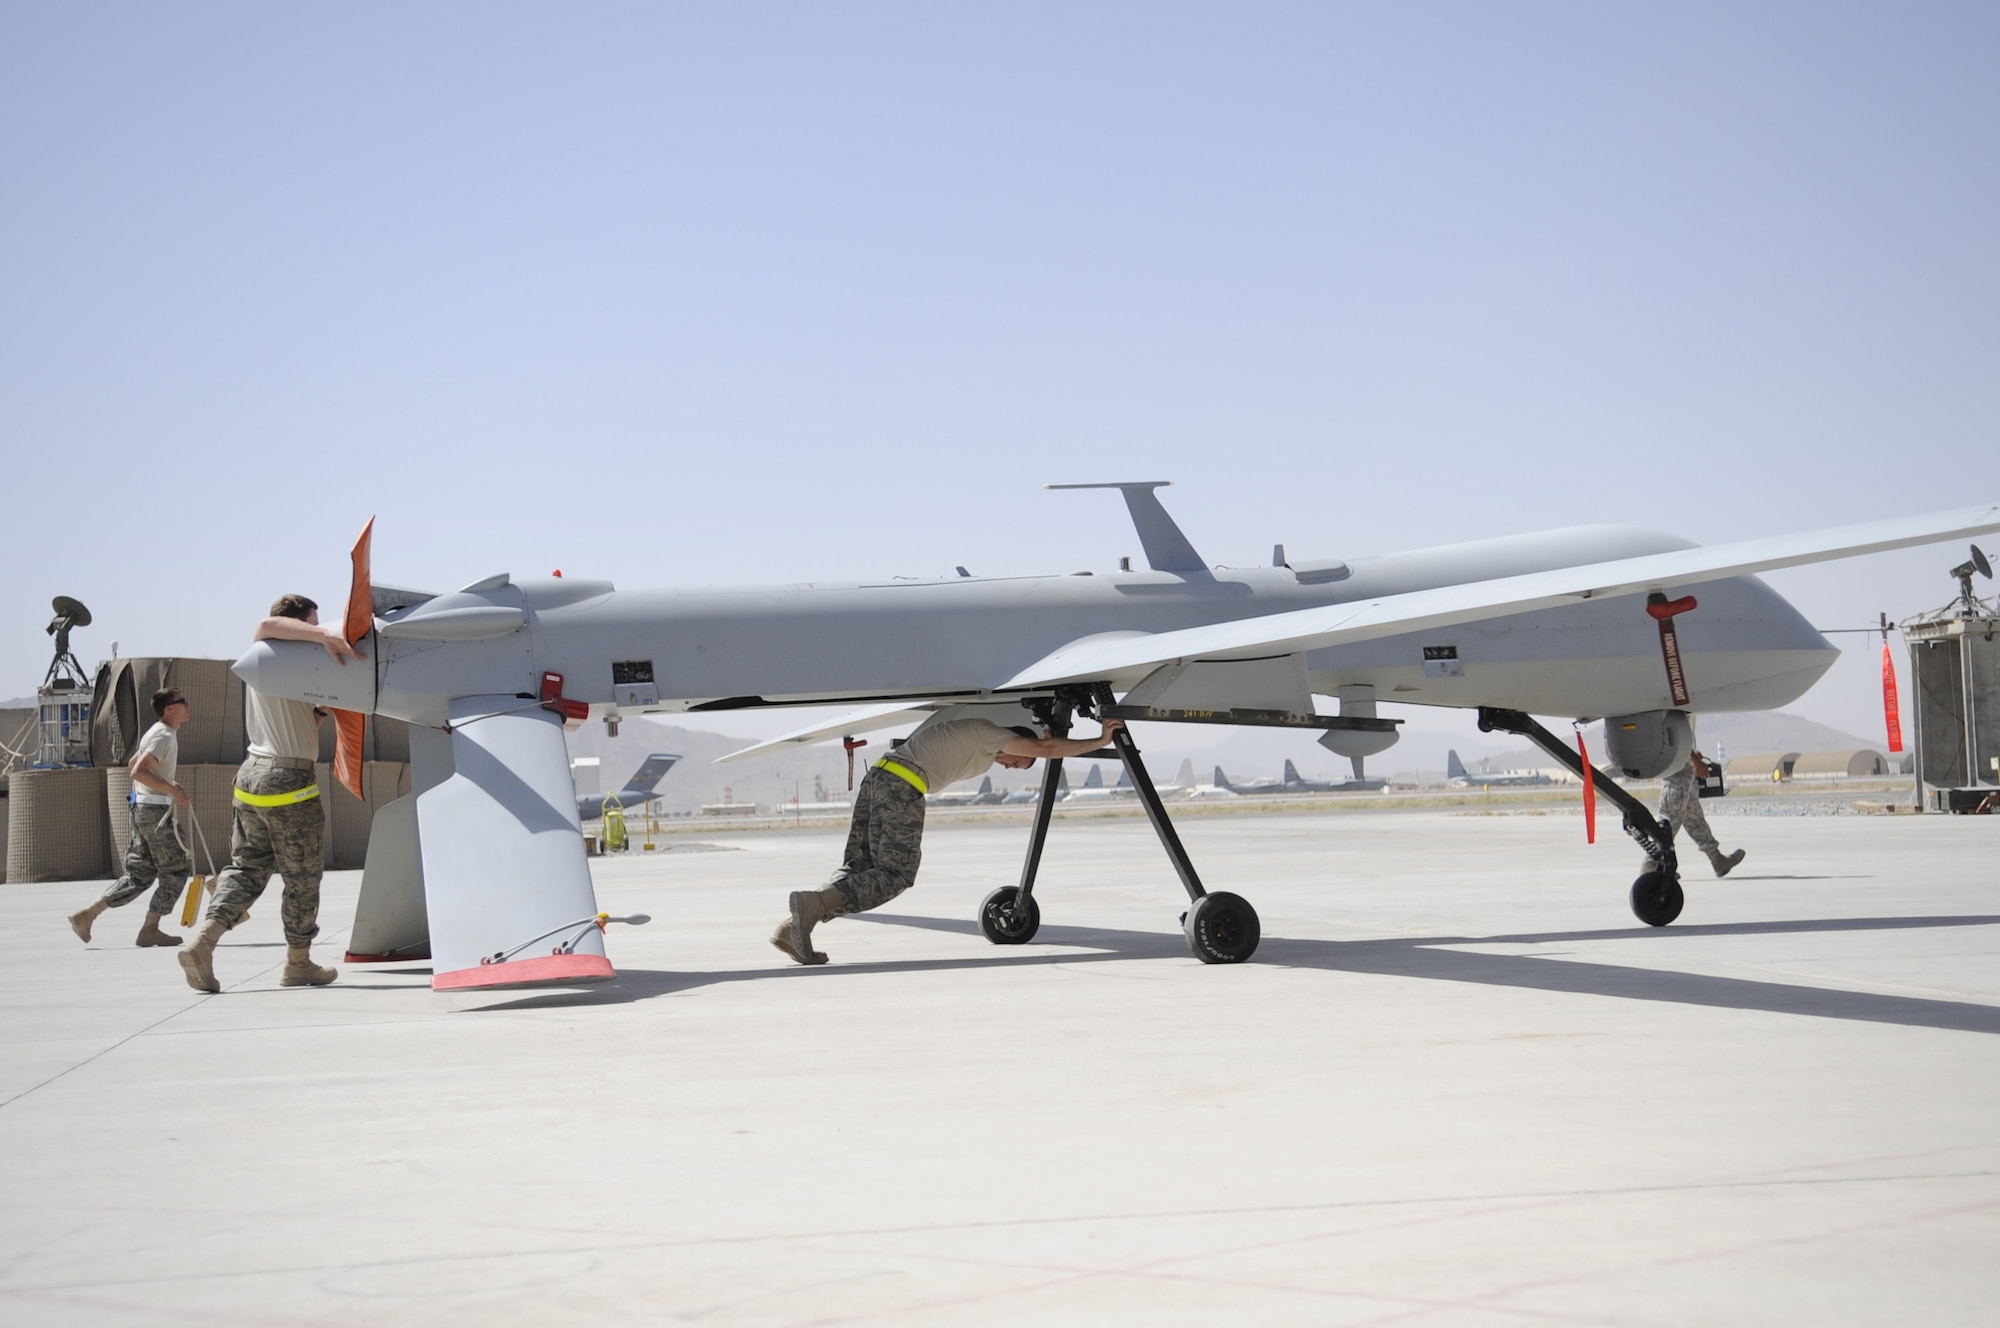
[3,3,1994,741]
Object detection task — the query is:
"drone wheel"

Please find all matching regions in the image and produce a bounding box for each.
[1629,871,1684,927]
[979,886,1040,945]
[1184,891,1261,963]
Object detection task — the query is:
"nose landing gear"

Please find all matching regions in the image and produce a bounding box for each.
[1478,707,1684,927]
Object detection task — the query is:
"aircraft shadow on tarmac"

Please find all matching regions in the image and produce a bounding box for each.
[469,912,2000,1036]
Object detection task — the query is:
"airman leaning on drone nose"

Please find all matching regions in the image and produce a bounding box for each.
[179,595,361,995]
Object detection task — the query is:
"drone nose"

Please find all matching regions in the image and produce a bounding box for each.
[232,639,376,713]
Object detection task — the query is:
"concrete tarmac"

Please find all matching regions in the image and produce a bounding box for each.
[3,807,1997,1325]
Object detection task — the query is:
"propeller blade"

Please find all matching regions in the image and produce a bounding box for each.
[333,517,376,801]
[332,710,367,800]
[344,516,375,645]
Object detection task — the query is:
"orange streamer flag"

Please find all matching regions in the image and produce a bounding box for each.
[1577,728,1597,844]
[1881,641,1904,754]
[332,518,376,801]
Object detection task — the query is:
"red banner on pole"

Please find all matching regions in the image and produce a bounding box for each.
[1881,641,1904,754]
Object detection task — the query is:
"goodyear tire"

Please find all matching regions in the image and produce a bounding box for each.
[1184,891,1260,963]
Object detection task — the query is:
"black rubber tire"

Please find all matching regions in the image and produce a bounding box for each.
[1184,891,1261,963]
[979,886,1041,945]
[1629,871,1685,927]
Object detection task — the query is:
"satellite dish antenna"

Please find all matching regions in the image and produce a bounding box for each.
[43,596,94,689]
[1949,545,1993,608]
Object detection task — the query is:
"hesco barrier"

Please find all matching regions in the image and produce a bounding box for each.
[13,760,410,885]
[90,658,247,769]
[6,767,112,883]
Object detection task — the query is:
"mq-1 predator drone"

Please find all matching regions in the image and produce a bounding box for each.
[234,483,2000,991]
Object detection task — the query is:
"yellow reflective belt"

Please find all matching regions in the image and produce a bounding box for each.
[875,758,928,795]
[234,784,321,807]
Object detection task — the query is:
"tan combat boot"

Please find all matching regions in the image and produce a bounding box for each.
[770,887,844,966]
[280,946,338,987]
[67,899,109,943]
[135,912,183,947]
[1706,847,1746,877]
[179,919,226,993]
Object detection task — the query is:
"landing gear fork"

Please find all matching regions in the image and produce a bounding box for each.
[1476,707,1684,927]
[976,686,1262,962]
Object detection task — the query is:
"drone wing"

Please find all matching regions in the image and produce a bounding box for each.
[1005,502,2000,689]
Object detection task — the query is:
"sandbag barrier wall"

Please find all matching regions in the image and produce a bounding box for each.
[6,767,111,884]
[7,761,410,884]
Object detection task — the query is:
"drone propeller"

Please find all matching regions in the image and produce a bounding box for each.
[331,518,375,801]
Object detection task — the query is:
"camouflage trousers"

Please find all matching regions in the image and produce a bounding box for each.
[1658,765,1719,854]
[824,767,927,915]
[207,760,325,946]
[100,803,191,915]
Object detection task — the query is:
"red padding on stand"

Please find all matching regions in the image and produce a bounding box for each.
[433,953,615,991]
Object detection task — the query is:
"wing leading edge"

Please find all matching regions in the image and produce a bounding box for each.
[1004,503,2000,689]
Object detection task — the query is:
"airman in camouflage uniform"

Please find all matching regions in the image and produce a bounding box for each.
[1655,750,1746,878]
[69,687,192,947]
[772,713,1125,965]
[825,771,928,916]
[100,804,194,919]
[207,760,325,946]
[180,595,362,994]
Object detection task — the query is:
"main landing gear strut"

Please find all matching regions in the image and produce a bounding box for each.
[978,685,1261,963]
[1476,707,1684,927]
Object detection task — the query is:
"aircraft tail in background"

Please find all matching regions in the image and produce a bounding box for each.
[1283,759,1302,784]
[619,753,680,798]
[1447,750,1469,781]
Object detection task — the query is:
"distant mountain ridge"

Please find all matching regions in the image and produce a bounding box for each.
[1481,710,1883,773]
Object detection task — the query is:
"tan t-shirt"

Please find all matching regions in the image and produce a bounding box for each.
[245,686,321,761]
[891,717,1020,792]
[130,721,178,805]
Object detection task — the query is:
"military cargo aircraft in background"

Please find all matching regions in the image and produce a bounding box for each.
[576,752,680,821]
[1446,749,1556,789]
[930,775,1006,807]
[1063,764,1134,802]
[1281,758,1388,793]
[234,484,2000,989]
[1213,764,1279,795]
